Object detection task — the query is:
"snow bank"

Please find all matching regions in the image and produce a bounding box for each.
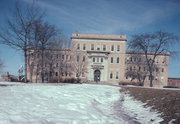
[117,92,163,123]
[0,83,163,124]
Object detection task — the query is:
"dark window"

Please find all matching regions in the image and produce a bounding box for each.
[97,57,99,62]
[117,57,119,63]
[93,58,95,62]
[110,73,113,79]
[111,45,114,51]
[156,68,159,72]
[116,72,118,79]
[82,72,85,77]
[83,44,86,50]
[117,45,120,51]
[139,67,141,71]
[97,48,100,50]
[101,58,103,62]
[77,55,79,62]
[162,68,164,72]
[103,45,106,51]
[62,55,64,60]
[77,44,80,50]
[83,56,85,62]
[56,63,58,67]
[91,44,94,50]
[55,72,58,76]
[111,57,113,63]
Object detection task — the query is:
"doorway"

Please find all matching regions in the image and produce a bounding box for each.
[94,70,101,82]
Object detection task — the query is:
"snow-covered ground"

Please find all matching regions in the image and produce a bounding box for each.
[0,82,163,124]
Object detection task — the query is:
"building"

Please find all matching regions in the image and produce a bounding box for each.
[27,33,169,87]
[168,78,180,88]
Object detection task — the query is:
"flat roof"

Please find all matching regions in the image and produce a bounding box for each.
[71,33,127,41]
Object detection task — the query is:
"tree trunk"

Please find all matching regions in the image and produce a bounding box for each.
[24,49,27,83]
[41,49,44,83]
[149,72,153,87]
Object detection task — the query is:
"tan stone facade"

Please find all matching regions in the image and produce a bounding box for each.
[27,33,169,87]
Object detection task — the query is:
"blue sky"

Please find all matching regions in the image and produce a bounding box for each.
[0,0,180,77]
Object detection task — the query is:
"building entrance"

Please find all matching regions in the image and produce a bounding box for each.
[94,70,101,82]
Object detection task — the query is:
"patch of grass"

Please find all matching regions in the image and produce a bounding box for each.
[120,86,180,124]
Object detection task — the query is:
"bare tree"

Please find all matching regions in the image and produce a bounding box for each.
[70,51,88,83]
[32,20,57,83]
[0,2,44,82]
[125,53,149,86]
[0,58,4,73]
[128,31,179,87]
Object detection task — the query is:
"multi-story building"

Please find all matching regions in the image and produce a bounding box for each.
[27,33,169,87]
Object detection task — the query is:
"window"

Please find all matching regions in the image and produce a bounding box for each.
[82,72,85,77]
[110,73,113,79]
[55,72,58,76]
[97,48,100,50]
[101,58,103,62]
[130,57,132,62]
[93,58,95,62]
[117,45,120,51]
[162,68,164,72]
[83,56,85,62]
[66,55,68,60]
[77,44,80,50]
[56,55,58,59]
[111,45,114,51]
[77,55,79,62]
[91,44,94,50]
[62,55,64,60]
[117,57,119,63]
[144,67,146,71]
[56,63,58,67]
[116,72,119,79]
[76,73,78,77]
[130,66,132,71]
[156,68,159,72]
[103,45,106,51]
[97,57,99,62]
[111,57,113,63]
[139,67,141,71]
[83,44,86,50]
